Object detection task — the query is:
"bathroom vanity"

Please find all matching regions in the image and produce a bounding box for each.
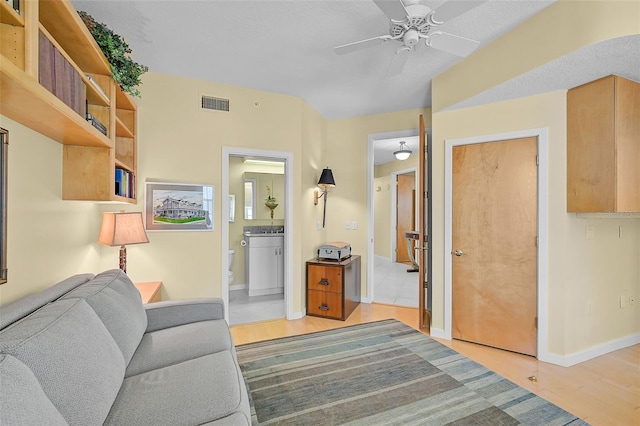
[244,233,284,297]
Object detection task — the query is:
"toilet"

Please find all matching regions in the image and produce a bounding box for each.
[228,249,235,285]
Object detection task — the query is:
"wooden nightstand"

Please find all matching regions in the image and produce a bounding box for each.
[135,281,162,304]
[306,255,361,321]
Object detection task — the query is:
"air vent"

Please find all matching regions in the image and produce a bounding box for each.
[201,95,229,112]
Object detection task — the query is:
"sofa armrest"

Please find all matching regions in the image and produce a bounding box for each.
[144,298,225,332]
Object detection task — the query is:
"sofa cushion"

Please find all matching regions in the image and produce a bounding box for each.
[0,273,94,329]
[105,351,250,426]
[0,298,125,425]
[0,354,68,426]
[60,269,147,364]
[126,319,233,377]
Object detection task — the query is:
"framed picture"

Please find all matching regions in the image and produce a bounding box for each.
[144,181,214,231]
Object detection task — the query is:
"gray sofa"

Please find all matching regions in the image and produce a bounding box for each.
[0,269,250,425]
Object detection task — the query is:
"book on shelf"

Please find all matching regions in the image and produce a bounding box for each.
[5,0,19,13]
[115,168,135,199]
[86,113,107,136]
[86,74,108,100]
[39,31,86,118]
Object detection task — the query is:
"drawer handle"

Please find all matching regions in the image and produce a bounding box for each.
[319,279,329,286]
[319,305,330,311]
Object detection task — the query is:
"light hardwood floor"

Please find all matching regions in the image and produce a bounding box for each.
[230,303,640,426]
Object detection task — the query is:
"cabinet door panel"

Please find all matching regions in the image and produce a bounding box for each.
[307,290,343,319]
[248,247,278,292]
[307,266,342,293]
[615,77,640,212]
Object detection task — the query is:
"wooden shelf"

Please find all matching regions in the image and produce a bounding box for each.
[0,0,23,26]
[0,58,111,148]
[0,0,139,203]
[38,0,110,75]
[116,88,136,111]
[115,115,134,138]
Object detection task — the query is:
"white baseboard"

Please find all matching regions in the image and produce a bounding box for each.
[540,333,640,367]
[229,284,246,291]
[429,327,447,339]
[361,297,373,304]
[288,309,305,320]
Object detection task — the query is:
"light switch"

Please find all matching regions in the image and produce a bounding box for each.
[344,221,350,230]
[351,221,358,230]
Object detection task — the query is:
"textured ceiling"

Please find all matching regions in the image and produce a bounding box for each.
[71,0,556,120]
[71,0,639,164]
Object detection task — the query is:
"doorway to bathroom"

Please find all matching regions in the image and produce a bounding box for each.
[222,148,293,326]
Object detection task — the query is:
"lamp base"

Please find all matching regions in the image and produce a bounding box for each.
[119,245,127,273]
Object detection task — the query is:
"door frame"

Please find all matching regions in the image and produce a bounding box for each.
[221,147,294,323]
[443,128,550,361]
[367,129,420,303]
[390,168,418,263]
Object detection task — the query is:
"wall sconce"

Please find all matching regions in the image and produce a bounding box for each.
[393,141,412,161]
[314,167,336,228]
[98,211,149,273]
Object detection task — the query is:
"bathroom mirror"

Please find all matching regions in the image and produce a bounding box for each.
[229,194,235,222]
[243,172,284,220]
[244,179,256,220]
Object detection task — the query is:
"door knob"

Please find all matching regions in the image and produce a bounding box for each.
[454,249,463,257]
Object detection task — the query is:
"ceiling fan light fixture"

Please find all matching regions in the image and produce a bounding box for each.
[393,141,412,160]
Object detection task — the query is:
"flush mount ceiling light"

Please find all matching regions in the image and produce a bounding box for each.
[393,141,412,160]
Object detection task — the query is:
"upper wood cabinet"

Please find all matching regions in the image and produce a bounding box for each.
[0,0,137,203]
[567,75,640,213]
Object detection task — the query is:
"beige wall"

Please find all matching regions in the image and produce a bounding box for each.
[432,90,640,357]
[373,175,391,258]
[3,0,636,361]
[431,0,640,356]
[106,72,307,304]
[0,116,103,304]
[325,110,431,299]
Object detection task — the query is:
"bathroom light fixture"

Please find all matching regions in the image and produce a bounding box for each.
[243,158,283,167]
[98,211,149,273]
[393,141,412,161]
[314,167,336,228]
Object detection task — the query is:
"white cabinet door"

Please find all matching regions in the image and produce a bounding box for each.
[247,235,284,296]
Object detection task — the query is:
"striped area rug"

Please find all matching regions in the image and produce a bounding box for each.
[236,319,588,426]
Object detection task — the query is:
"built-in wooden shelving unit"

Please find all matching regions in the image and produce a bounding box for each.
[0,0,138,203]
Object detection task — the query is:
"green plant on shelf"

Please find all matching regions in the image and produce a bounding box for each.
[79,11,148,97]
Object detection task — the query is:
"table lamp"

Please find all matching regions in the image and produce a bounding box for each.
[98,211,149,273]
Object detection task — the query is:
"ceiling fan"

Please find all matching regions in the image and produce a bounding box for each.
[335,0,487,74]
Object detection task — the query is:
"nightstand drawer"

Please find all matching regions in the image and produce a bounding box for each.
[306,255,360,321]
[307,290,343,319]
[307,265,342,293]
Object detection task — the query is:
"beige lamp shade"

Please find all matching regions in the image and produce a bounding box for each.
[98,212,149,247]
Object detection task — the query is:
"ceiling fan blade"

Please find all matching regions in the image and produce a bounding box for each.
[430,0,488,24]
[373,0,408,21]
[335,35,391,55]
[426,31,480,57]
[387,47,411,76]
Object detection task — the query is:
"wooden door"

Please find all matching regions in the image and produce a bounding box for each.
[452,137,537,356]
[418,115,430,331]
[396,173,415,263]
